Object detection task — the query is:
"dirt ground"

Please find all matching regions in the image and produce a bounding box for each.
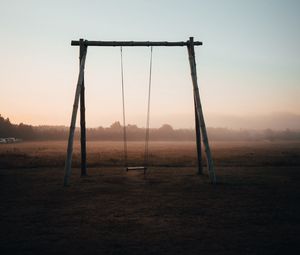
[0,141,300,254]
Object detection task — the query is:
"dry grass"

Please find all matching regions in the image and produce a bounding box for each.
[0,141,300,254]
[1,140,299,168]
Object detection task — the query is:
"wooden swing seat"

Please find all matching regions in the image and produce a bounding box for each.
[126,166,147,171]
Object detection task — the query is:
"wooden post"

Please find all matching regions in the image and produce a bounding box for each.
[194,93,202,174]
[64,40,88,186]
[80,39,87,176]
[187,37,216,184]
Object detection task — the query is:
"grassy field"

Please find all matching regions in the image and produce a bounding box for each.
[1,140,299,168]
[0,141,300,254]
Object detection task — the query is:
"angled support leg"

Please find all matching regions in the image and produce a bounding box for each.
[80,40,87,177]
[187,37,216,184]
[64,41,88,186]
[194,93,202,174]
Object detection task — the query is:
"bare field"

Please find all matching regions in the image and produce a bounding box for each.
[1,140,299,168]
[0,141,300,254]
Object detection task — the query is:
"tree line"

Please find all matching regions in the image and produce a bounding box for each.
[1,114,300,141]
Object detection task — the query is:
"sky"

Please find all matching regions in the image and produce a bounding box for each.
[0,0,299,129]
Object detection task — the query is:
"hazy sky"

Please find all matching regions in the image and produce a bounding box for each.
[1,0,299,128]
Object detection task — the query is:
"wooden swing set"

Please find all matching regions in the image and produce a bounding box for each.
[64,37,216,186]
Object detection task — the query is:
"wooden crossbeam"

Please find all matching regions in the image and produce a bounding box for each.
[71,40,202,47]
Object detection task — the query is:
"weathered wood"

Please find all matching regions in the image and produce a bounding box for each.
[127,166,147,177]
[187,37,216,184]
[80,39,87,177]
[71,40,202,47]
[126,166,147,171]
[194,92,202,174]
[64,45,88,186]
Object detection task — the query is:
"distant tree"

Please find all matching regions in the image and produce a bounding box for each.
[0,115,14,137]
[159,124,173,132]
[110,121,122,129]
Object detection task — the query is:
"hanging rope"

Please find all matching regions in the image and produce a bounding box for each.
[120,46,153,173]
[144,46,153,171]
[120,46,128,168]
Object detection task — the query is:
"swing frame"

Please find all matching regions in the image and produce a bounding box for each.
[64,37,216,186]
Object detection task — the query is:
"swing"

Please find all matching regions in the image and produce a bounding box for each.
[120,46,153,174]
[64,38,216,187]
